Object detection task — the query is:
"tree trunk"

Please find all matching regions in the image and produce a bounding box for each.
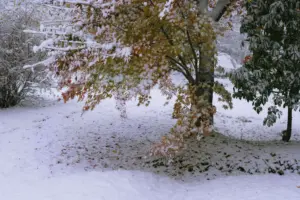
[209,68,214,124]
[197,47,215,125]
[282,107,292,142]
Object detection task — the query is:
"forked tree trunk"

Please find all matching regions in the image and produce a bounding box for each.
[282,107,292,142]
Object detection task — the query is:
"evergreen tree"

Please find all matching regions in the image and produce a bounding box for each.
[231,0,300,142]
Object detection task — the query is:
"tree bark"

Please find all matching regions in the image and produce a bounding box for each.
[187,0,232,126]
[282,107,292,142]
[194,0,231,125]
[197,44,215,125]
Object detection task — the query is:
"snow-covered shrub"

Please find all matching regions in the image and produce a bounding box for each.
[0,7,51,108]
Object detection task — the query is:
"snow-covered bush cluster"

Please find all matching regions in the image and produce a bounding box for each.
[0,3,51,108]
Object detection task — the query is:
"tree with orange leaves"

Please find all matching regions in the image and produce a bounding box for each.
[30,0,244,157]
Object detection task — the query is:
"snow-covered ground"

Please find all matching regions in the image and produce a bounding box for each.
[1,170,300,200]
[1,55,300,199]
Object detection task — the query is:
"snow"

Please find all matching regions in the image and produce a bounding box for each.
[217,53,238,73]
[1,171,300,200]
[33,38,54,53]
[23,56,56,70]
[159,0,175,19]
[1,55,300,199]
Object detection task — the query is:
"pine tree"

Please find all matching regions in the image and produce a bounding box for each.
[231,0,300,142]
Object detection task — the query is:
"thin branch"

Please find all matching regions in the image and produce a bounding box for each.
[169,64,189,80]
[161,26,194,83]
[160,26,174,45]
[166,55,194,84]
[186,29,198,83]
[177,55,194,83]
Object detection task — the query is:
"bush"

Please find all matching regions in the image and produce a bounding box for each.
[0,8,50,108]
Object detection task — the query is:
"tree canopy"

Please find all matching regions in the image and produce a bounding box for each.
[28,0,245,156]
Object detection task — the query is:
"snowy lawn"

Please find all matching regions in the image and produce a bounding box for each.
[1,55,300,199]
[1,170,300,200]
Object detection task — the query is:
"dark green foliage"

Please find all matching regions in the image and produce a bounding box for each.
[231,0,300,141]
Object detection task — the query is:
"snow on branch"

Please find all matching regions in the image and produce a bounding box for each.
[24,57,56,70]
